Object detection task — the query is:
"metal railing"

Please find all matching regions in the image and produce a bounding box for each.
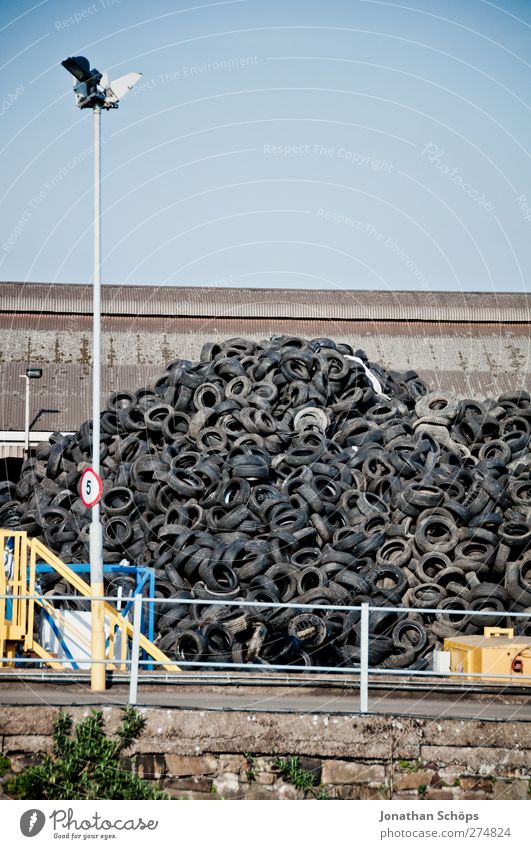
[0,525,178,674]
[1,592,530,712]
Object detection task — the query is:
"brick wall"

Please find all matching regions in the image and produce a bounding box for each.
[1,707,530,800]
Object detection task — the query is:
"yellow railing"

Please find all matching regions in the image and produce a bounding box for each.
[0,529,178,675]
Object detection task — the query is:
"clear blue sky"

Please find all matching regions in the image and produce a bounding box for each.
[1,0,530,292]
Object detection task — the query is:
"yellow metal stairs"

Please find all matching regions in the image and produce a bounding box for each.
[0,529,177,673]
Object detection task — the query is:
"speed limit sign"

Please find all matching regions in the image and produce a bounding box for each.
[79,467,103,508]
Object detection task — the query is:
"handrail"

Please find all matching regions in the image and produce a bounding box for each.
[3,527,530,708]
[2,590,530,693]
[0,530,179,675]
[30,538,178,671]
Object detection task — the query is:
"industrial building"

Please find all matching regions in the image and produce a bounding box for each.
[0,282,529,478]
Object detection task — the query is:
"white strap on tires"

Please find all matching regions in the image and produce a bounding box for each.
[346,355,391,399]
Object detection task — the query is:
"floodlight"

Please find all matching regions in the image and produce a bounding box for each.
[61,55,91,82]
[61,55,141,110]
[103,72,142,106]
[26,367,42,379]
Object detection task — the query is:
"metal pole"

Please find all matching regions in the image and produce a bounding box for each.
[23,375,30,454]
[129,594,142,705]
[360,602,369,714]
[90,103,105,692]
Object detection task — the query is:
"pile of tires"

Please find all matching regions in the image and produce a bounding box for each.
[2,335,530,670]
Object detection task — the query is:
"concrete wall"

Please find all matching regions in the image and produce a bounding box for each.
[1,706,530,800]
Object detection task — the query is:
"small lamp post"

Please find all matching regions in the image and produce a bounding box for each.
[21,367,43,455]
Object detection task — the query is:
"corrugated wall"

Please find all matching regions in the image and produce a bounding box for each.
[0,284,529,432]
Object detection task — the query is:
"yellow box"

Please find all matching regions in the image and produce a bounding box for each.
[444,628,531,680]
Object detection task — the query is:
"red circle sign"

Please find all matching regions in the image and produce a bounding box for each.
[79,467,103,508]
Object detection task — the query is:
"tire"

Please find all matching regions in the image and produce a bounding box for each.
[334,570,369,595]
[415,391,459,421]
[101,487,136,517]
[505,557,531,607]
[288,613,328,647]
[415,514,458,555]
[392,619,428,654]
[103,516,134,549]
[172,628,208,661]
[376,537,412,568]
[408,583,447,608]
[264,564,299,602]
[368,566,408,603]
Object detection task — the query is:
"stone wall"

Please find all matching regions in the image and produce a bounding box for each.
[1,706,530,800]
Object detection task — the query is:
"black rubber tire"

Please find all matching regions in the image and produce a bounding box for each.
[172,628,208,661]
[392,619,428,654]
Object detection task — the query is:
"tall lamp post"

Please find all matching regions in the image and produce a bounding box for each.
[21,367,43,455]
[61,56,141,692]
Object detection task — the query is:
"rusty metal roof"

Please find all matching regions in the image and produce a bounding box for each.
[1,282,529,324]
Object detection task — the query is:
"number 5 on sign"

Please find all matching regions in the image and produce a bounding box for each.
[80,467,103,508]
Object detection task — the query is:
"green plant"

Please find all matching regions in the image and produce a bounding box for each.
[0,754,11,777]
[398,759,421,773]
[7,707,167,800]
[418,784,427,796]
[315,784,329,800]
[244,752,256,783]
[2,777,18,796]
[274,756,317,792]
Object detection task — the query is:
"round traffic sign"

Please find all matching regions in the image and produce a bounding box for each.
[79,467,103,508]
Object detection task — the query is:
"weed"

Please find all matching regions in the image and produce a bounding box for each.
[8,707,167,800]
[0,754,11,777]
[274,756,317,792]
[418,784,427,795]
[315,784,329,800]
[243,752,257,783]
[398,759,421,773]
[2,777,17,797]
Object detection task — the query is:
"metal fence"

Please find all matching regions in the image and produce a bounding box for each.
[1,593,530,712]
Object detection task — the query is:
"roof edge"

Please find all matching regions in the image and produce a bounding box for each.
[0,282,529,324]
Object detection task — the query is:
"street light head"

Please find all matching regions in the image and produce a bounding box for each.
[103,72,142,106]
[61,56,92,82]
[62,55,104,109]
[26,367,42,379]
[61,56,141,110]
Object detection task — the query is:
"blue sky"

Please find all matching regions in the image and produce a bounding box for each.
[1,0,530,292]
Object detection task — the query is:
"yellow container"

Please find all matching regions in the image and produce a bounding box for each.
[444,628,531,680]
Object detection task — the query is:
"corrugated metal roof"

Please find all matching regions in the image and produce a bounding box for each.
[1,312,529,337]
[1,282,529,324]
[1,312,529,338]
